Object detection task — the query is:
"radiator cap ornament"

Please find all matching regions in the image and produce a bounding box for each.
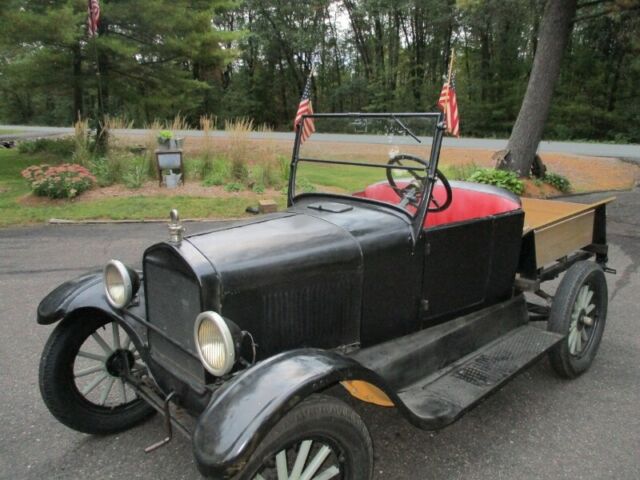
[168,208,185,244]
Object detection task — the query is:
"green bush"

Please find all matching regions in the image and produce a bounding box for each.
[18,138,75,158]
[224,182,243,192]
[466,168,524,195]
[21,163,96,199]
[444,163,478,181]
[297,177,317,193]
[278,154,290,182]
[543,172,571,193]
[89,152,128,186]
[202,157,231,186]
[122,157,148,189]
[230,158,249,182]
[251,163,282,190]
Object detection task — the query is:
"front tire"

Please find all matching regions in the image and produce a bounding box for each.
[241,394,373,480]
[39,313,155,434]
[547,261,608,378]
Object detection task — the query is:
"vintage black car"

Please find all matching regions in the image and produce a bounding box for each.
[37,112,614,480]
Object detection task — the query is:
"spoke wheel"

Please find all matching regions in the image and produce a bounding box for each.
[243,395,373,480]
[253,438,342,480]
[548,261,608,379]
[39,313,155,434]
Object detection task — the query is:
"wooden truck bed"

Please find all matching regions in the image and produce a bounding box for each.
[521,197,615,268]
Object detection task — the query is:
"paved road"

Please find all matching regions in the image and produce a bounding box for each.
[1,190,639,479]
[1,124,639,161]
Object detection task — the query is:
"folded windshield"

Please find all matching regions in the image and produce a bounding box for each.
[291,113,442,213]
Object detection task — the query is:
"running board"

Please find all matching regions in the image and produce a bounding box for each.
[397,325,563,430]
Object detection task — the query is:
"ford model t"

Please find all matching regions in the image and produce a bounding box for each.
[37,112,614,479]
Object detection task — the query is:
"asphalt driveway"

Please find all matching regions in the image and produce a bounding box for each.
[1,189,639,479]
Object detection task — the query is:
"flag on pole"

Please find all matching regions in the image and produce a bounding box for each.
[87,0,101,37]
[294,72,315,144]
[438,53,460,137]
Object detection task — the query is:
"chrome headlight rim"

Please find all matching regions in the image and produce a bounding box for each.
[194,311,236,377]
[103,259,133,309]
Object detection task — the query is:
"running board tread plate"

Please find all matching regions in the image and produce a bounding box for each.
[397,325,563,430]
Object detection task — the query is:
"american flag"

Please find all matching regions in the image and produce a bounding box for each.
[294,73,315,144]
[87,0,100,37]
[437,72,460,137]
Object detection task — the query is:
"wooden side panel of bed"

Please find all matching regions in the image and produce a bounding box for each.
[521,197,615,268]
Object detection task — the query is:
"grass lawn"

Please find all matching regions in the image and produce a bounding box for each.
[0,149,287,227]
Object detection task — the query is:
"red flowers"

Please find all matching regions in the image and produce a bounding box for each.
[21,163,97,199]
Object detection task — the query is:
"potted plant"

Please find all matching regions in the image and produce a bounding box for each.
[157,130,185,150]
[157,130,173,150]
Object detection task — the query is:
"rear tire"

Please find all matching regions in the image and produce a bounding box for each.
[547,261,608,379]
[240,394,373,480]
[39,313,155,434]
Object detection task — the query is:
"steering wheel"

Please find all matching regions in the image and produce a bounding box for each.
[385,154,452,212]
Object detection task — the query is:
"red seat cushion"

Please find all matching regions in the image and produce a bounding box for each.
[359,182,520,227]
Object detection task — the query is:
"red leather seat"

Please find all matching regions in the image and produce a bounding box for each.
[359,181,521,227]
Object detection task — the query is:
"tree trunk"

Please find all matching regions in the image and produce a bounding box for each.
[497,0,577,176]
[72,43,83,122]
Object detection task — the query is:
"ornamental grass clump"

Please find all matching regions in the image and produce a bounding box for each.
[21,164,96,199]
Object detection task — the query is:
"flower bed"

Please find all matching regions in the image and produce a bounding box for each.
[21,163,96,199]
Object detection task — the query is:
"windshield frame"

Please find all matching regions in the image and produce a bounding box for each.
[289,112,446,241]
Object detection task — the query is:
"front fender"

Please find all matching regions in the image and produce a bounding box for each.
[192,348,395,479]
[37,271,146,329]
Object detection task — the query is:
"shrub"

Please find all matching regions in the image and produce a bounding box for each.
[202,157,230,187]
[252,184,265,194]
[89,158,115,187]
[21,163,96,199]
[72,118,92,165]
[466,168,524,195]
[443,163,478,181]
[224,182,243,192]
[225,118,252,182]
[89,150,128,186]
[18,138,75,158]
[543,172,571,193]
[278,154,290,182]
[297,177,317,193]
[251,162,282,190]
[122,157,148,189]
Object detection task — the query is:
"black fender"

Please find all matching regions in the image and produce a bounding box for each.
[192,348,398,479]
[36,271,147,342]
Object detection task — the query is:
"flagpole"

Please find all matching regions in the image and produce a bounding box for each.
[447,49,455,85]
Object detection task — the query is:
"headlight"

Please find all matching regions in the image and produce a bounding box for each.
[103,260,139,309]
[194,311,236,376]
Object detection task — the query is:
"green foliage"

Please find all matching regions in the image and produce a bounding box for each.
[21,163,96,199]
[224,182,243,192]
[1,1,638,143]
[278,155,291,182]
[17,138,75,158]
[252,184,265,194]
[250,162,282,190]
[202,157,231,186]
[122,157,148,189]
[230,160,249,182]
[543,172,571,193]
[442,163,479,181]
[158,130,173,141]
[467,168,524,195]
[297,177,317,193]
